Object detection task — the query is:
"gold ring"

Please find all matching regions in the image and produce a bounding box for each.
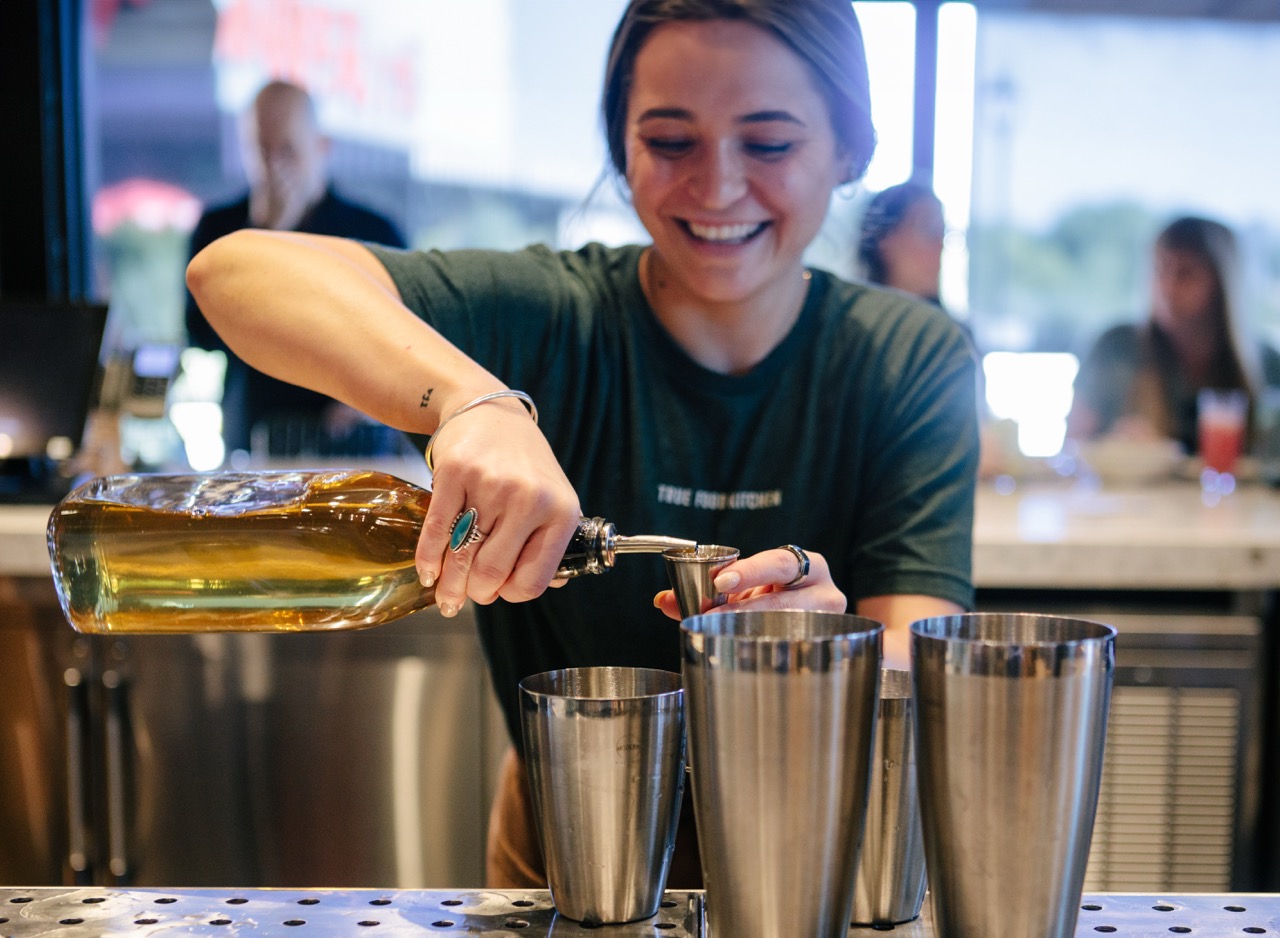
[778,544,810,589]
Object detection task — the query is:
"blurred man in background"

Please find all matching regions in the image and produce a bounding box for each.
[185,79,406,458]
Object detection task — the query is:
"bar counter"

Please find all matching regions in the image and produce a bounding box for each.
[9,475,1280,588]
[0,504,58,578]
[3,476,1280,892]
[974,477,1280,590]
[1,887,1277,935]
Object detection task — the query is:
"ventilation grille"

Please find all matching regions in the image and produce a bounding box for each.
[1085,685,1239,892]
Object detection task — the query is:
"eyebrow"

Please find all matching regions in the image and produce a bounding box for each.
[636,107,805,127]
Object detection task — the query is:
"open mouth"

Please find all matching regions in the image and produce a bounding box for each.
[682,220,768,244]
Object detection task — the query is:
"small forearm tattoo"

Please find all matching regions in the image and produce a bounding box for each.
[420,389,433,408]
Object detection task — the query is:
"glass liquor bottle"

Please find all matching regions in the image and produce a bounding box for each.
[47,468,694,634]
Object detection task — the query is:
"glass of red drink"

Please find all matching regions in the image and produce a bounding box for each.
[1198,388,1247,475]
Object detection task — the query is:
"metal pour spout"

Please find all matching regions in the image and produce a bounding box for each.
[613,534,697,554]
[554,518,696,579]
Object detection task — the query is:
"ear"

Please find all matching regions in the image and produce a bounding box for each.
[834,142,858,188]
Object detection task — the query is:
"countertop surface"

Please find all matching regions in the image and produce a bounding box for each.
[974,479,1280,589]
[0,504,58,578]
[0,887,1275,936]
[9,475,1280,590]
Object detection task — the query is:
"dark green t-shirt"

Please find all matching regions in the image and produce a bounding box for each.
[370,242,978,746]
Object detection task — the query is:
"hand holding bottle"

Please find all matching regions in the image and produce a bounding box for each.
[414,389,583,617]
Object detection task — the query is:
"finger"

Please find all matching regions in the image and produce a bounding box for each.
[495,519,582,603]
[718,585,813,614]
[432,505,488,617]
[439,543,481,616]
[416,481,466,589]
[464,510,529,604]
[774,544,810,589]
[714,577,845,615]
[652,589,681,620]
[708,547,811,594]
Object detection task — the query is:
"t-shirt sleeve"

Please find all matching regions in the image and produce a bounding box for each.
[847,302,979,610]
[364,243,583,391]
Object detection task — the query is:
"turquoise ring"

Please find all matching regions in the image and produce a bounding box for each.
[449,508,485,552]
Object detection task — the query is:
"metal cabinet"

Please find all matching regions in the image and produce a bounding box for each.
[978,590,1264,892]
[0,577,82,885]
[0,581,506,888]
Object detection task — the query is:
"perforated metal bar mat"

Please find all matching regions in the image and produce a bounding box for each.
[848,893,1280,935]
[0,889,699,936]
[0,888,1277,936]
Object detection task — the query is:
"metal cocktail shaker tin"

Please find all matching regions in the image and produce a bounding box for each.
[911,612,1115,938]
[519,666,685,927]
[681,610,882,938]
[851,667,927,926]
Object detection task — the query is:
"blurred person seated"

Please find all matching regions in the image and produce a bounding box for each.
[1067,215,1280,456]
[856,180,946,305]
[185,79,407,458]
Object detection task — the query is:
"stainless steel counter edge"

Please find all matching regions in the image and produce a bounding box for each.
[0,888,1277,936]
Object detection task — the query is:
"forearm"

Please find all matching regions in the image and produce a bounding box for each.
[856,594,963,670]
[185,229,504,434]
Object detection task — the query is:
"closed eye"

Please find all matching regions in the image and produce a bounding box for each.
[641,137,795,161]
[643,136,695,158]
[745,141,793,160]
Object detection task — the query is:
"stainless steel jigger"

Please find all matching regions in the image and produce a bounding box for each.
[663,545,740,618]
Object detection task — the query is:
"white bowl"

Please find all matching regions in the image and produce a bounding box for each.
[1079,437,1184,484]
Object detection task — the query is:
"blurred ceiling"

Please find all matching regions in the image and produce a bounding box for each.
[971,0,1280,21]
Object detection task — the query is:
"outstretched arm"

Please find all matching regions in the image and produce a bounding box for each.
[186,229,582,614]
[188,230,482,432]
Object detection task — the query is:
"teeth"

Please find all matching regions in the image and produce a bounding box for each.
[687,221,763,243]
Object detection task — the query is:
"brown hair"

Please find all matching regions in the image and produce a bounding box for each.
[600,0,876,184]
[1153,215,1260,395]
[857,181,943,286]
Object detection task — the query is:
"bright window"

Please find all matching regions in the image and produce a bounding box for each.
[88,3,1280,465]
[966,10,1280,356]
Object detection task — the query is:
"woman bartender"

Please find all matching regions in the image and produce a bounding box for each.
[187,0,979,889]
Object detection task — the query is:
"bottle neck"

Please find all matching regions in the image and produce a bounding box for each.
[554,517,696,578]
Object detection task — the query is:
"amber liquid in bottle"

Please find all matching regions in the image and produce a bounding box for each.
[49,470,435,634]
[48,469,700,635]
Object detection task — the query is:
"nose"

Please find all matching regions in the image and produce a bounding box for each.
[688,141,747,209]
[264,151,291,175]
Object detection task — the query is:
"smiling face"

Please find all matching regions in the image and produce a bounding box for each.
[624,19,848,316]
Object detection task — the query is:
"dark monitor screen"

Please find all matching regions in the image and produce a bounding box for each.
[0,301,107,460]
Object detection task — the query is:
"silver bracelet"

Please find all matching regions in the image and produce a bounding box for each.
[424,389,538,473]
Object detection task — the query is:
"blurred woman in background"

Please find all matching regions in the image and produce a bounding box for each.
[1067,215,1280,453]
[856,181,946,304]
